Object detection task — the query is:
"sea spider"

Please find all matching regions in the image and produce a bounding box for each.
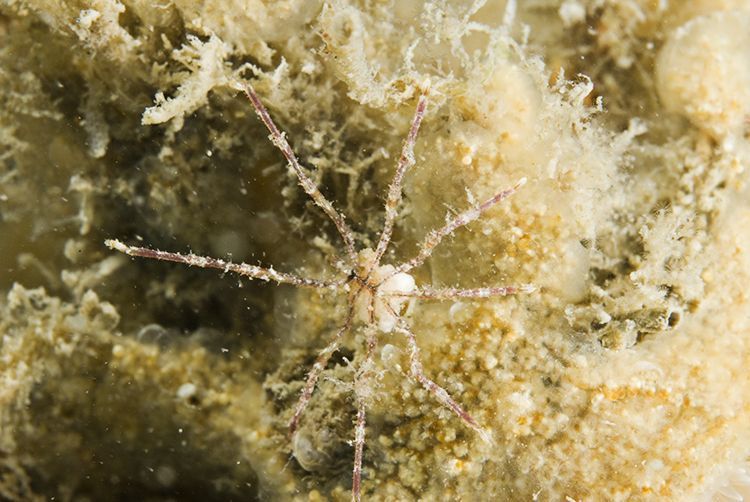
[106,81,528,501]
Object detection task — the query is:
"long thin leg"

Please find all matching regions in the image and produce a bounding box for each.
[384,284,535,300]
[288,304,356,434]
[351,394,366,502]
[394,317,491,444]
[105,239,340,289]
[371,90,428,267]
[238,83,358,264]
[352,328,378,502]
[394,177,526,276]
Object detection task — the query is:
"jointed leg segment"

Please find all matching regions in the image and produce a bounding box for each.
[238,83,359,265]
[351,328,378,502]
[105,239,340,289]
[372,90,429,267]
[395,177,527,276]
[385,284,534,300]
[393,314,491,444]
[288,305,356,435]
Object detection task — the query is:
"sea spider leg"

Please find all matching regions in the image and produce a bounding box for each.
[104,239,340,289]
[288,304,355,435]
[386,284,535,300]
[391,312,492,444]
[351,326,378,502]
[351,395,367,502]
[371,89,429,267]
[238,82,358,265]
[393,177,527,277]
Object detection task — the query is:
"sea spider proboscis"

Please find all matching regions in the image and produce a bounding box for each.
[106,80,529,501]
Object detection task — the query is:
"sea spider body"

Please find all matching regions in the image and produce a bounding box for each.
[106,80,528,501]
[350,248,415,332]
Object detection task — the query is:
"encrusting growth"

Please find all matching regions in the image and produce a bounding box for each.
[106,80,529,501]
